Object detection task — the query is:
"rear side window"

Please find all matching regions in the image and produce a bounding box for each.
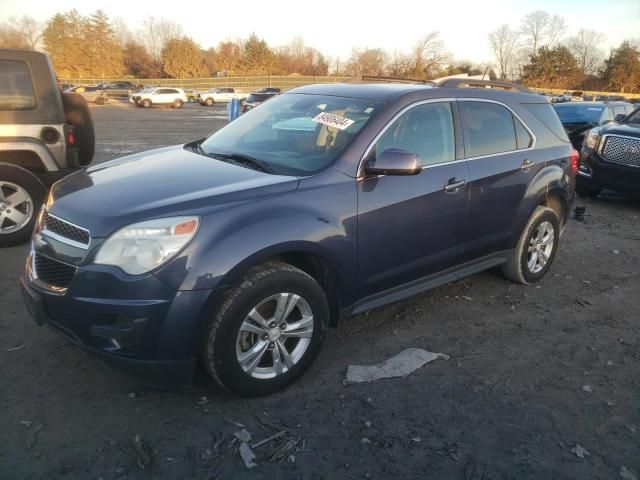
[0,60,36,110]
[459,101,517,157]
[374,102,455,167]
[524,103,569,142]
[613,106,626,118]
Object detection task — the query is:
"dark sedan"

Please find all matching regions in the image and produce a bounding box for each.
[553,101,635,150]
[242,91,279,112]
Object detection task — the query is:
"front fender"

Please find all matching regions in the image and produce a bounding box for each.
[154,169,358,301]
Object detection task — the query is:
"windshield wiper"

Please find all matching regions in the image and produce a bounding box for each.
[209,152,274,174]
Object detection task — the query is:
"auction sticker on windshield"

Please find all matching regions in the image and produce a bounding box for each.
[312,112,355,130]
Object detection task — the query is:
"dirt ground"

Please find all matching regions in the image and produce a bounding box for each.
[1,102,639,480]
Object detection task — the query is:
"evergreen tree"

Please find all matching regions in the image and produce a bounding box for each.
[603,41,640,93]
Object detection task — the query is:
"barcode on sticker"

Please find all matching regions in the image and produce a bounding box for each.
[312,112,355,130]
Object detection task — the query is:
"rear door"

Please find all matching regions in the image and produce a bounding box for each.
[357,100,470,297]
[459,100,538,260]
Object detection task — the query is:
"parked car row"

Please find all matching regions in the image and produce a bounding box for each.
[128,86,282,110]
[552,100,640,198]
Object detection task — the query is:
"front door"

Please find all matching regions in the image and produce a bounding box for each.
[357,101,470,298]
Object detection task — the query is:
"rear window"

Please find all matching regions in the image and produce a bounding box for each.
[459,101,517,157]
[0,60,36,110]
[526,103,569,142]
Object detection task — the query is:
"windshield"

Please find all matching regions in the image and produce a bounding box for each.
[625,108,640,125]
[200,93,381,175]
[553,104,603,124]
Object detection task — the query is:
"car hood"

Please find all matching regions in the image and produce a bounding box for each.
[49,145,299,238]
[600,123,640,137]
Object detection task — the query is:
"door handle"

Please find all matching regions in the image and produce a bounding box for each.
[444,179,466,193]
[521,159,534,170]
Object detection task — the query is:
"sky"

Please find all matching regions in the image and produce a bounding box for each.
[1,0,639,65]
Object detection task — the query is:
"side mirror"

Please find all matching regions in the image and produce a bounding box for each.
[614,113,626,122]
[364,148,421,176]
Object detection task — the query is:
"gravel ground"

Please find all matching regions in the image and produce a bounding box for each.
[1,102,639,480]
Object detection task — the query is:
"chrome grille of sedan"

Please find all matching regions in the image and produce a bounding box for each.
[601,136,640,167]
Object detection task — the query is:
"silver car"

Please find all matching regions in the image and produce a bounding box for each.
[65,85,109,105]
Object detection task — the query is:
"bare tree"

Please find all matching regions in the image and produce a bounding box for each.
[520,10,550,56]
[140,17,183,62]
[112,17,133,47]
[489,25,520,80]
[546,15,567,47]
[1,16,42,50]
[346,48,388,76]
[565,29,606,75]
[411,32,449,79]
[388,48,411,77]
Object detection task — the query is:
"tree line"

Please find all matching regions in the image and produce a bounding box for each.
[1,10,639,93]
[488,11,640,93]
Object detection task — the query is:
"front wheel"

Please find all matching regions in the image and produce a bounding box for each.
[204,98,214,106]
[172,99,184,109]
[203,262,328,397]
[141,99,152,108]
[501,206,560,284]
[0,165,46,247]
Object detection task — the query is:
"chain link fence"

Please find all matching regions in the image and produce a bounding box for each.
[59,75,351,92]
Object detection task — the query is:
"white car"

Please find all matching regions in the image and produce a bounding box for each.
[129,87,188,108]
[197,87,246,106]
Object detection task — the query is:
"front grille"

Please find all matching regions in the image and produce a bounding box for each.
[44,213,90,246]
[601,136,640,167]
[34,253,76,289]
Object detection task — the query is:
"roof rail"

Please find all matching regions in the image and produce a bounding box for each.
[437,78,531,93]
[347,75,436,85]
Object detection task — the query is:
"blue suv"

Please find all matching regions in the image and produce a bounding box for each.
[21,80,576,396]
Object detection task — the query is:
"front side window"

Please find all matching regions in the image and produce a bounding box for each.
[372,102,455,167]
[200,93,380,176]
[0,60,36,110]
[460,101,517,157]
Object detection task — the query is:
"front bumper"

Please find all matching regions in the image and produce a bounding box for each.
[579,148,640,195]
[21,249,214,388]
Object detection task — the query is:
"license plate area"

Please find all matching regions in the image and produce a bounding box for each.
[20,278,47,326]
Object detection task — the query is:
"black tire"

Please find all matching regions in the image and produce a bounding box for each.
[575,184,602,199]
[172,99,183,109]
[203,262,328,397]
[0,165,46,247]
[141,99,152,108]
[501,206,560,285]
[61,92,95,166]
[205,98,214,106]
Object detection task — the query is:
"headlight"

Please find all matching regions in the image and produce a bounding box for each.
[584,128,600,149]
[95,216,199,275]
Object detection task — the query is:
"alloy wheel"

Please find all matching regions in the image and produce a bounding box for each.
[527,220,555,273]
[235,293,314,379]
[0,181,33,234]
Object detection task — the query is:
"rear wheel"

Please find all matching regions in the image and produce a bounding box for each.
[501,206,560,284]
[0,165,45,247]
[203,262,328,397]
[172,99,184,109]
[205,98,214,106]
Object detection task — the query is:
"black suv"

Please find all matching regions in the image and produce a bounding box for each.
[576,107,640,197]
[21,79,576,396]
